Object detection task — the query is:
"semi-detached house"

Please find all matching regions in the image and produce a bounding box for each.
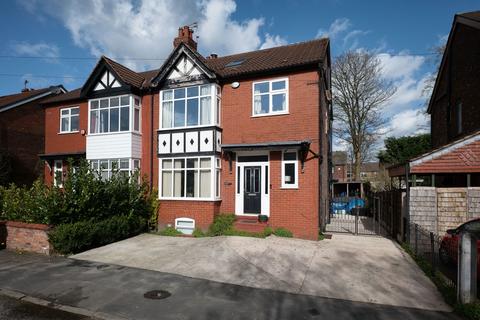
[41,26,332,240]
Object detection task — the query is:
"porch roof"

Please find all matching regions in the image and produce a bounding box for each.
[409,130,480,174]
[221,140,311,151]
[39,151,86,161]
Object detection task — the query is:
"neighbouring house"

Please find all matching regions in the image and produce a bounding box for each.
[387,11,480,238]
[0,85,65,186]
[40,26,332,240]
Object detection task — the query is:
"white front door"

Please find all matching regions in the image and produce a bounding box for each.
[235,153,270,216]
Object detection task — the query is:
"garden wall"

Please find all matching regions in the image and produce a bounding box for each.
[5,221,52,255]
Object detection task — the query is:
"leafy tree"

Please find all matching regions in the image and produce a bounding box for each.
[377,134,431,165]
[332,50,396,180]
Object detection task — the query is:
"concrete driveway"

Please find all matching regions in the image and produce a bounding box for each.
[72,233,450,312]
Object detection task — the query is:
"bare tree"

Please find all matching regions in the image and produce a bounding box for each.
[332,51,396,180]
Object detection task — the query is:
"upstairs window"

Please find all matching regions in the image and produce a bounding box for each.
[60,107,79,133]
[253,78,288,116]
[89,95,140,134]
[161,84,219,129]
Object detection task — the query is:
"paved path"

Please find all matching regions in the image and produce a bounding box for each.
[73,233,450,312]
[0,250,459,320]
[0,294,91,320]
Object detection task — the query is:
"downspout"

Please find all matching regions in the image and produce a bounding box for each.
[318,63,324,232]
[149,89,154,191]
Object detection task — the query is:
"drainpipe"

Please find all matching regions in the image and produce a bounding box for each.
[150,89,154,191]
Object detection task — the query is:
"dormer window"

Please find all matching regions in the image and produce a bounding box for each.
[253,78,288,116]
[161,84,220,129]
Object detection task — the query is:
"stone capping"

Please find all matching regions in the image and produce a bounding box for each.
[5,221,51,231]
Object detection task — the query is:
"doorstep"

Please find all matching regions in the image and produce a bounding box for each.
[233,216,269,233]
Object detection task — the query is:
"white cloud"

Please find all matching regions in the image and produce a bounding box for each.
[387,109,430,137]
[377,52,425,80]
[18,0,285,70]
[316,18,351,39]
[11,42,59,62]
[260,33,288,49]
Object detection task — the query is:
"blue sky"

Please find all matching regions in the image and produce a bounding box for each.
[0,0,478,139]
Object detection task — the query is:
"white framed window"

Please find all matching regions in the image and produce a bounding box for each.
[90,158,140,180]
[175,217,195,235]
[252,78,288,116]
[160,156,220,200]
[215,157,221,199]
[89,95,141,134]
[281,150,298,188]
[60,107,79,133]
[54,160,63,187]
[160,84,219,129]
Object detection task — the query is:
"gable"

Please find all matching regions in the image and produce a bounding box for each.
[94,70,122,91]
[167,55,203,80]
[152,43,216,87]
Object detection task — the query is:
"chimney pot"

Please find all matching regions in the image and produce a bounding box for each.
[209,53,218,59]
[173,25,197,51]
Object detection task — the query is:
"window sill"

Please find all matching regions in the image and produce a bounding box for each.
[158,124,217,131]
[251,112,289,118]
[87,131,142,137]
[158,197,221,201]
[280,185,298,190]
[58,131,80,135]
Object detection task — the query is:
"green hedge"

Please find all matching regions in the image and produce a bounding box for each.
[0,159,158,226]
[49,215,147,254]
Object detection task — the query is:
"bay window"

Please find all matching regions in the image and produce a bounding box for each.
[253,78,288,116]
[160,156,220,200]
[161,84,220,129]
[90,158,140,180]
[89,95,140,134]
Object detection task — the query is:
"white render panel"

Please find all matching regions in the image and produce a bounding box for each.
[101,72,108,86]
[200,130,213,152]
[94,82,105,91]
[158,133,170,154]
[185,131,199,153]
[216,131,222,152]
[171,132,184,153]
[132,134,142,158]
[86,133,141,159]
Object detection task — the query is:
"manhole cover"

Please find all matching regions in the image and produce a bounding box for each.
[144,290,171,300]
[308,308,320,316]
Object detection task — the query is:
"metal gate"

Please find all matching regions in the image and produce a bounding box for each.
[325,190,405,238]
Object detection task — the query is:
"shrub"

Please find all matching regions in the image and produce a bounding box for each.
[273,228,293,238]
[0,159,156,226]
[263,227,273,237]
[158,227,182,236]
[208,214,236,236]
[192,228,206,238]
[49,215,146,254]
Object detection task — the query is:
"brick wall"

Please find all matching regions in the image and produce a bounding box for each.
[0,100,46,186]
[431,23,480,149]
[5,221,52,255]
[158,200,220,231]
[44,100,87,185]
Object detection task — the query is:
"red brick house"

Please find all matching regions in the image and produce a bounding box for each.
[0,86,65,186]
[41,26,332,240]
[388,11,480,187]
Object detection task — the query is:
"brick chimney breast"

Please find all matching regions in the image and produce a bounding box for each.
[173,26,197,51]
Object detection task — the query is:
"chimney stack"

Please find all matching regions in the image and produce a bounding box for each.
[207,53,218,59]
[173,26,197,51]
